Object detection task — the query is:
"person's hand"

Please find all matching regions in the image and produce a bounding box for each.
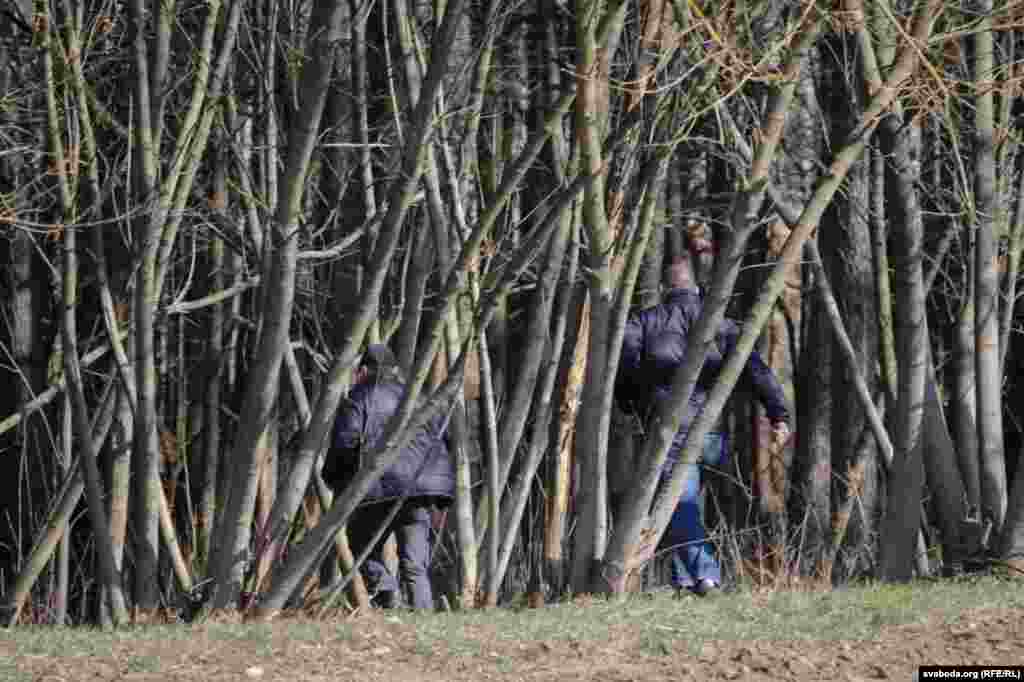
[770,421,790,450]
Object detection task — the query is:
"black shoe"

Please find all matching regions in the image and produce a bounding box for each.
[690,579,720,597]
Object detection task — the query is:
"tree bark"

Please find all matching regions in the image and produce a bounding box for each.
[209,0,354,609]
[569,0,625,593]
[878,116,929,582]
[972,0,1007,533]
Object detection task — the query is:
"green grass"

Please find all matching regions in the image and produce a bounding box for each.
[382,574,1022,658]
[2,575,1020,663]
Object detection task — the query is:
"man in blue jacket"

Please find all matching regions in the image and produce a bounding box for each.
[322,344,454,609]
[618,250,791,596]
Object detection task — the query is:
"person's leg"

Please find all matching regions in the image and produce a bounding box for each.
[347,504,401,606]
[693,432,726,589]
[662,434,727,591]
[662,461,715,588]
[393,504,434,609]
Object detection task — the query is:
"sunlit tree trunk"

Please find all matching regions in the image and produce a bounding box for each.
[128,0,167,614]
[820,32,878,581]
[971,0,1007,534]
[878,114,928,582]
[209,0,353,609]
[569,0,626,593]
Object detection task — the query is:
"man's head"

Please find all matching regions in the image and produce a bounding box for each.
[685,220,714,255]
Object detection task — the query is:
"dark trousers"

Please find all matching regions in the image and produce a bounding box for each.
[348,501,434,609]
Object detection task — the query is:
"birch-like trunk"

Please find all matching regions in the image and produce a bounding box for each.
[128,0,164,613]
[972,0,1008,533]
[209,0,353,609]
[956,260,982,518]
[878,116,928,582]
[569,0,624,593]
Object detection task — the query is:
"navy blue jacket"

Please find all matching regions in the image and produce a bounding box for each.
[323,378,454,505]
[617,287,789,460]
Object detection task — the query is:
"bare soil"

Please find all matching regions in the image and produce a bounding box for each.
[5,604,1022,681]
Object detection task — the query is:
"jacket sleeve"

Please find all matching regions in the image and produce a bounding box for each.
[615,311,646,407]
[745,350,790,424]
[721,320,790,424]
[619,312,644,377]
[322,397,364,489]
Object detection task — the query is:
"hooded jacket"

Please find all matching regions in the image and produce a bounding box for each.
[617,287,789,461]
[323,378,454,505]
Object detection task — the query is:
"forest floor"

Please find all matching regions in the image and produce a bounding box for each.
[3,576,1023,681]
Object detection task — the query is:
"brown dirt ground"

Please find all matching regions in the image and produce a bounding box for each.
[5,606,1022,681]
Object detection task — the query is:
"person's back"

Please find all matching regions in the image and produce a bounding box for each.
[329,377,453,505]
[323,345,453,609]
[615,256,790,595]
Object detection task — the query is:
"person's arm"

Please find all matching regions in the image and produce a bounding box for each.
[619,312,645,377]
[722,321,791,446]
[615,311,645,406]
[322,397,364,489]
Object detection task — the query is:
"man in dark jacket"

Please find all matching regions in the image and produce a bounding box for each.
[321,344,454,609]
[618,253,790,596]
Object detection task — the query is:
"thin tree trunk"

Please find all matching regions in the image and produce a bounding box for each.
[394,224,433,371]
[922,356,969,571]
[956,247,982,517]
[972,0,1008,532]
[786,49,827,569]
[548,283,586,594]
[148,0,175,154]
[1001,160,1024,376]
[871,147,898,404]
[61,0,138,604]
[3,468,85,626]
[54,394,72,625]
[793,254,832,575]
[198,143,228,568]
[40,1,129,623]
[209,0,355,609]
[536,0,577,596]
[487,197,576,602]
[2,381,120,626]
[879,116,929,582]
[480,330,501,607]
[569,0,625,593]
[128,0,167,614]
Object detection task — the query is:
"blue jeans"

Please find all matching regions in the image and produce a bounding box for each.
[660,432,727,588]
[348,502,434,609]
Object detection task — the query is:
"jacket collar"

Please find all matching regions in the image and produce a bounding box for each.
[664,286,701,302]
